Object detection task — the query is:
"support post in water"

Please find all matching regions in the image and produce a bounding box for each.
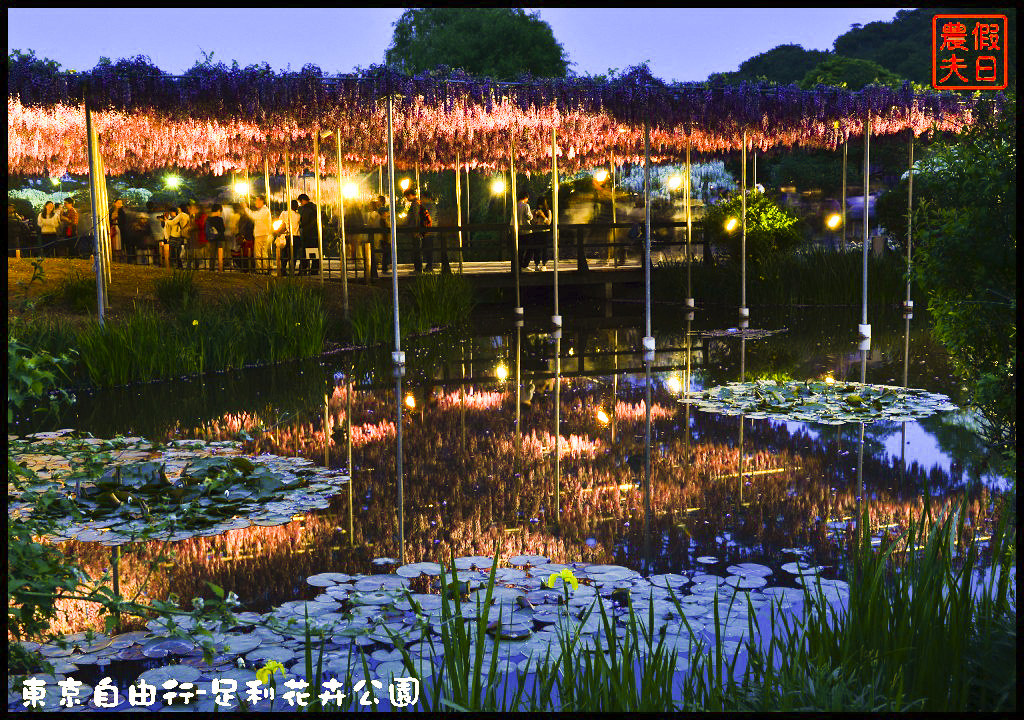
[511,136,522,316]
[739,130,749,320]
[904,131,914,311]
[859,116,871,339]
[642,117,654,355]
[386,94,403,366]
[285,150,294,275]
[84,96,106,325]
[685,139,694,308]
[335,129,349,318]
[841,139,848,251]
[551,126,561,328]
[313,132,324,286]
[455,151,464,274]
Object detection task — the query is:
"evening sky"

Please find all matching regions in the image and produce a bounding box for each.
[8,8,902,82]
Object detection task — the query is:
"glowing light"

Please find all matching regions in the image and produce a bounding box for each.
[399,178,411,192]
[233,181,249,195]
[490,178,506,195]
[596,409,610,425]
[164,175,181,189]
[724,217,739,232]
[342,182,359,198]
[495,364,509,382]
[666,175,682,191]
[824,375,835,384]
[826,213,842,230]
[50,176,60,186]
[404,394,416,409]
[666,375,683,393]
[272,220,282,231]
[593,169,608,183]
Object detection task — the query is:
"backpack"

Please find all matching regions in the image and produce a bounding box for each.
[419,203,432,228]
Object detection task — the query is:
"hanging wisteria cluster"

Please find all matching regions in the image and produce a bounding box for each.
[8,57,993,177]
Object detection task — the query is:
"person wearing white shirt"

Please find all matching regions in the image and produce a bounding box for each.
[240,195,273,273]
[37,201,61,254]
[273,199,302,275]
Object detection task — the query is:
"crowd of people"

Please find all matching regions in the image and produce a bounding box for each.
[10,185,574,278]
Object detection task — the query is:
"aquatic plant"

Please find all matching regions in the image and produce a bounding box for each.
[153,269,199,311]
[656,247,910,306]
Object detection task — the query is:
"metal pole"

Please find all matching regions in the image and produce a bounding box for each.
[642,118,654,352]
[378,163,383,196]
[551,127,561,327]
[313,133,324,286]
[610,152,617,266]
[841,140,848,251]
[264,157,272,274]
[511,137,522,316]
[336,130,349,318]
[285,152,293,274]
[685,140,693,307]
[740,131,748,319]
[859,117,871,337]
[455,151,464,273]
[386,95,403,365]
[464,163,471,248]
[905,132,913,309]
[84,98,106,326]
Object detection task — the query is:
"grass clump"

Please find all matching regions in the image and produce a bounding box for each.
[40,269,97,314]
[348,273,475,347]
[657,247,910,306]
[153,269,198,311]
[73,280,326,387]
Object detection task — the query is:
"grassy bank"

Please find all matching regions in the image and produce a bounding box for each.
[656,248,912,307]
[8,259,476,389]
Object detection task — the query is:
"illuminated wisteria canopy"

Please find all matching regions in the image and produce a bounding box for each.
[7,59,989,177]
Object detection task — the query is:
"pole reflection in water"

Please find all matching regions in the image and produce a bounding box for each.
[738,334,746,504]
[856,347,868,534]
[684,316,692,453]
[901,313,911,482]
[323,393,329,468]
[394,366,405,564]
[611,330,618,444]
[346,377,354,544]
[643,355,653,575]
[553,331,562,521]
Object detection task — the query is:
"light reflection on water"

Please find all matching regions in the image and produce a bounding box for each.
[15,305,1008,635]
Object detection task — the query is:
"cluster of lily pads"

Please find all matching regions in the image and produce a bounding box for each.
[698,328,788,340]
[9,555,846,712]
[688,380,958,425]
[8,433,349,545]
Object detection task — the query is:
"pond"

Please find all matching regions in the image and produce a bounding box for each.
[11,299,1008,641]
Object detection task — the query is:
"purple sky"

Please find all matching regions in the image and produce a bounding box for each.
[8,8,901,82]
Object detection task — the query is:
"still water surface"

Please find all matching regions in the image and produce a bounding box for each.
[15,303,1007,633]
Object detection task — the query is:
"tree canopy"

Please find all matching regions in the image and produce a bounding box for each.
[385,8,570,80]
[709,44,830,85]
[799,56,905,91]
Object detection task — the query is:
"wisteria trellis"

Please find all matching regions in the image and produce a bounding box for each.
[8,58,994,177]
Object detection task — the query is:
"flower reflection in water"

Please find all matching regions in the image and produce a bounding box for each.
[50,361,1001,636]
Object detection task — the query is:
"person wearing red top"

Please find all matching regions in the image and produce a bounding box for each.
[196,205,209,269]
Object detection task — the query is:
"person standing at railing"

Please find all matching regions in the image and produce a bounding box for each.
[165,204,190,270]
[513,189,534,272]
[531,196,552,271]
[297,193,320,275]
[371,195,391,278]
[59,198,79,256]
[240,195,273,274]
[272,199,301,275]
[37,201,61,256]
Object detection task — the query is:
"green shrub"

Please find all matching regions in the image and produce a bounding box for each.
[703,191,805,266]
